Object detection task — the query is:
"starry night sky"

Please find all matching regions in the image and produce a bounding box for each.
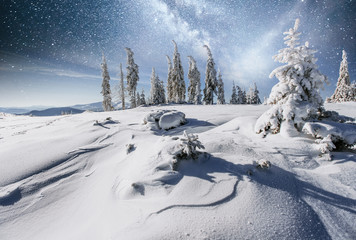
[0,0,355,107]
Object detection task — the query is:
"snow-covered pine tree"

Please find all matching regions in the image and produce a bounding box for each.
[242,89,247,104]
[187,56,201,104]
[166,55,174,103]
[125,47,139,109]
[118,63,125,110]
[217,70,225,104]
[136,91,141,106]
[194,74,202,105]
[150,68,160,105]
[159,79,166,104]
[171,40,185,103]
[252,83,261,104]
[203,45,217,105]
[248,83,261,104]
[255,19,328,136]
[101,54,113,111]
[246,87,252,104]
[149,68,165,105]
[329,50,356,102]
[230,81,238,104]
[237,84,245,104]
[140,89,146,105]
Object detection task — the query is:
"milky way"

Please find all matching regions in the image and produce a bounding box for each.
[0,0,355,107]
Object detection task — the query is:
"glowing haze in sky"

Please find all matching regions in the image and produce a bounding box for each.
[0,0,355,107]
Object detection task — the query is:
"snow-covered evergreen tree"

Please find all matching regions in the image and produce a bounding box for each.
[246,87,253,104]
[194,76,202,105]
[166,55,174,103]
[136,91,141,106]
[217,70,225,104]
[118,63,125,110]
[241,89,247,104]
[125,47,139,109]
[230,81,238,104]
[248,83,261,104]
[159,80,166,104]
[203,45,217,105]
[237,85,245,104]
[150,68,165,105]
[255,19,328,136]
[187,56,201,104]
[171,40,185,103]
[101,54,113,111]
[150,68,159,105]
[140,89,146,105]
[329,50,356,102]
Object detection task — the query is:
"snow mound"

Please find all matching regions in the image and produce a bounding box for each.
[144,110,186,130]
[159,111,186,130]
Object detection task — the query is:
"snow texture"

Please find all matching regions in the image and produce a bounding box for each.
[1,103,356,240]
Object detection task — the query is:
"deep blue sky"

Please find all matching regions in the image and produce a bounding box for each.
[0,0,355,107]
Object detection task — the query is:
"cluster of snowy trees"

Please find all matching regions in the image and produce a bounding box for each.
[230,82,261,105]
[100,48,140,111]
[101,41,249,110]
[150,68,166,105]
[162,42,223,105]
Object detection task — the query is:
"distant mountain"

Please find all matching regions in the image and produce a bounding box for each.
[24,107,85,116]
[0,101,128,115]
[70,102,103,112]
[0,107,31,114]
[0,106,51,114]
[71,101,130,111]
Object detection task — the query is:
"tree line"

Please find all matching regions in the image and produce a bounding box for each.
[100,41,261,111]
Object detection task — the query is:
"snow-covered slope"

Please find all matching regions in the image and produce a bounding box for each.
[0,103,355,239]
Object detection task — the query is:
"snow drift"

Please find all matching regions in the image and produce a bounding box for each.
[0,104,355,240]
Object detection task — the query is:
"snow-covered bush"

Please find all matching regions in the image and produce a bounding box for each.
[254,159,271,169]
[126,143,135,154]
[144,110,186,130]
[94,117,118,126]
[255,19,327,136]
[302,121,356,154]
[173,131,205,170]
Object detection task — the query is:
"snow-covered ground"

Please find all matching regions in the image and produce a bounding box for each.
[0,103,355,239]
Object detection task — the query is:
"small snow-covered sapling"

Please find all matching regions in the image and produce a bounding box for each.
[126,143,135,154]
[176,131,205,160]
[255,160,271,169]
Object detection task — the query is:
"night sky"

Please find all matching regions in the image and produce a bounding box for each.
[0,0,355,107]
